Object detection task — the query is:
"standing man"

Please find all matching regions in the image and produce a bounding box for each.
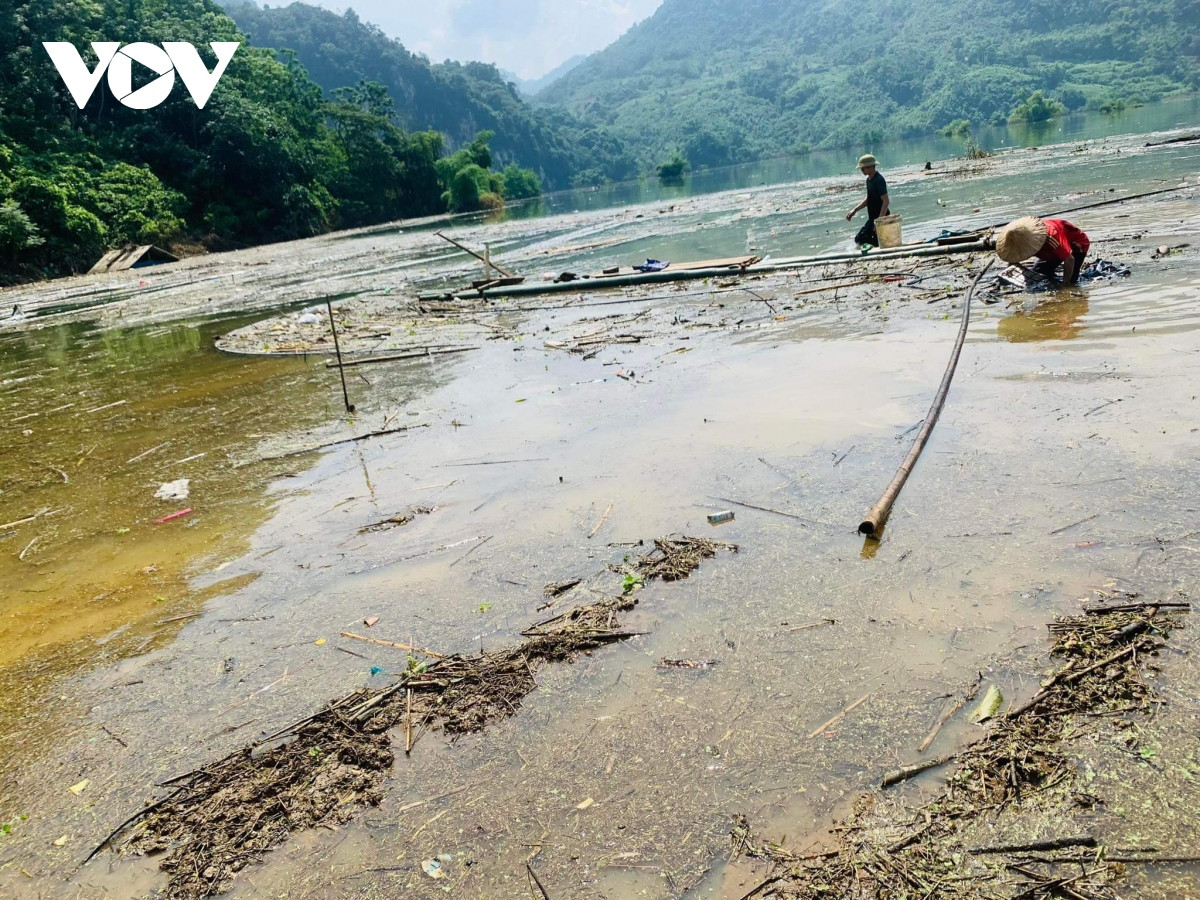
[995,216,1090,286]
[846,154,889,246]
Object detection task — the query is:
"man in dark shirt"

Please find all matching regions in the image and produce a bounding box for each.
[846,154,890,246]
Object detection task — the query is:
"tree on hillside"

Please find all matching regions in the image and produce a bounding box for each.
[221,0,637,189]
[1008,90,1066,123]
[0,0,547,282]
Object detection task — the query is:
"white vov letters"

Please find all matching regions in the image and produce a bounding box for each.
[42,41,241,110]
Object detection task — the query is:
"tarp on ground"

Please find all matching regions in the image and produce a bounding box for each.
[88,245,179,275]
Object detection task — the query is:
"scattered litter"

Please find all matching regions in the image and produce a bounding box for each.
[68,779,90,795]
[543,579,582,598]
[422,855,451,879]
[995,258,1132,294]
[364,616,380,627]
[970,683,1003,723]
[314,638,326,646]
[1150,243,1188,259]
[619,536,738,582]
[575,797,595,810]
[359,505,433,534]
[154,479,190,501]
[153,508,193,524]
[96,534,736,899]
[657,658,718,670]
[297,312,321,325]
[53,835,69,847]
[707,510,734,525]
[633,259,670,272]
[1083,259,1132,278]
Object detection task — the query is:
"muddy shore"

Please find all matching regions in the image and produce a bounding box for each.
[0,129,1199,899]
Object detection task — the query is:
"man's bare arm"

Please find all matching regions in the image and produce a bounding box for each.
[1061,254,1076,286]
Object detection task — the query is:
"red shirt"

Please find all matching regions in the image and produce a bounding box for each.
[1037,219,1090,263]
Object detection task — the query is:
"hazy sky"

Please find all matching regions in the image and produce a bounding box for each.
[286,0,664,80]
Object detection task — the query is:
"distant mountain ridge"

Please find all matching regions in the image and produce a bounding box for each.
[522,55,589,97]
[223,2,635,188]
[538,0,1200,166]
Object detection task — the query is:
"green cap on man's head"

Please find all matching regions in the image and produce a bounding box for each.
[857,154,878,170]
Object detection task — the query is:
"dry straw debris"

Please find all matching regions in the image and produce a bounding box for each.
[90,535,735,899]
[733,600,1190,900]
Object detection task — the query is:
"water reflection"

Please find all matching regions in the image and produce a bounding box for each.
[997,295,1090,343]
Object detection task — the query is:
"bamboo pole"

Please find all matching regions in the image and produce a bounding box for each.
[435,231,515,278]
[326,298,355,414]
[858,260,994,536]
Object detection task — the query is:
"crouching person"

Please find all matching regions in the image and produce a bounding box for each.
[996,217,1090,286]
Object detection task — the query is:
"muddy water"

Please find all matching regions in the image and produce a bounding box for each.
[0,124,1197,898]
[50,237,1199,899]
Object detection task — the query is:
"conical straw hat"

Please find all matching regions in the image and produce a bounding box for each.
[996,217,1047,263]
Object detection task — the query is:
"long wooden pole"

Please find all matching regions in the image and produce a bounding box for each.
[858,260,994,536]
[326,297,355,414]
[435,231,515,278]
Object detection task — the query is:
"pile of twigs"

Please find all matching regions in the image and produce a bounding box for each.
[734,600,1189,900]
[622,535,739,582]
[91,535,736,899]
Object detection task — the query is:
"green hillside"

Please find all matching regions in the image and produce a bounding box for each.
[540,0,1200,167]
[0,0,591,284]
[221,2,636,188]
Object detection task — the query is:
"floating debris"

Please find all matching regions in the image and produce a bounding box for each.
[657,658,718,671]
[543,578,582,598]
[733,602,1189,899]
[358,505,434,534]
[618,535,738,583]
[155,479,190,502]
[93,534,737,899]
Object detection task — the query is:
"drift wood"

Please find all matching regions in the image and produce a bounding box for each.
[435,231,515,278]
[859,261,994,535]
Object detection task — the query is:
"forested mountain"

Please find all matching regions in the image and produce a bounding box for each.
[521,55,588,97]
[221,2,635,188]
[540,0,1200,167]
[0,0,592,285]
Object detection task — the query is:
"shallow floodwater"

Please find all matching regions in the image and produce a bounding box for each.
[0,112,1198,899]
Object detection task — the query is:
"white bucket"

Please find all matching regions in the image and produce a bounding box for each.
[875,214,903,248]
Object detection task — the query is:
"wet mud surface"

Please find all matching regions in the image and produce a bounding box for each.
[0,126,1198,899]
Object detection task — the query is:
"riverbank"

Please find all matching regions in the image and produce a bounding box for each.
[0,127,1198,899]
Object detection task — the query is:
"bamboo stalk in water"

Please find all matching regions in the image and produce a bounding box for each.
[859,261,994,536]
